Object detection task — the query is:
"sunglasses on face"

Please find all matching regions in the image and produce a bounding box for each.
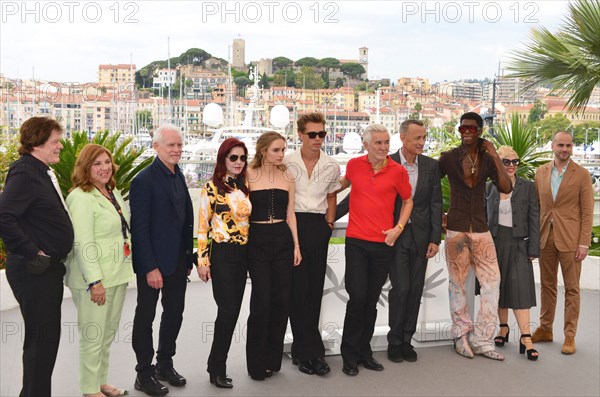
[302,131,327,139]
[226,154,247,162]
[457,125,481,134]
[502,158,520,166]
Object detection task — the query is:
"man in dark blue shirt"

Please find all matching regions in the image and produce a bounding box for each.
[130,124,194,396]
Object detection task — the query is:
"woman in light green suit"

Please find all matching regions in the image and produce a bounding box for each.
[66,144,134,397]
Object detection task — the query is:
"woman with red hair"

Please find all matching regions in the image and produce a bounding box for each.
[196,138,252,388]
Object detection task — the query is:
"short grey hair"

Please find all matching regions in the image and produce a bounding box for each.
[399,119,424,136]
[153,123,184,144]
[363,123,389,144]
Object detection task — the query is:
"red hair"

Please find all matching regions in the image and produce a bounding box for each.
[212,138,249,195]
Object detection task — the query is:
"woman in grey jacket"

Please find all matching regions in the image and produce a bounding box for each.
[485,146,540,361]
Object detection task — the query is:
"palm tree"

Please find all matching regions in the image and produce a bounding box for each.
[490,114,551,180]
[507,0,600,113]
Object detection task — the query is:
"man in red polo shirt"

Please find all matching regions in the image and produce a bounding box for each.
[337,123,413,376]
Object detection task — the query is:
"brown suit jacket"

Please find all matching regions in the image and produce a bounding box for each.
[534,160,594,252]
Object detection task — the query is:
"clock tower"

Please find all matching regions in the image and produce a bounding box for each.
[358,47,369,79]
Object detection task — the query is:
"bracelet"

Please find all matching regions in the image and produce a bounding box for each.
[396,223,404,232]
[87,280,101,291]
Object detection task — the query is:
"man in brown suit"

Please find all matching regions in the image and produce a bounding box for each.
[533,131,594,354]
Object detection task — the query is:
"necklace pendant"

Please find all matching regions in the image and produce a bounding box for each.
[471,166,475,174]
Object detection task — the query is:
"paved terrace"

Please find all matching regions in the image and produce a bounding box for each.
[1,277,599,396]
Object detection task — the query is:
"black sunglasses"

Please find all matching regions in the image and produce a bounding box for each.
[226,154,247,162]
[302,131,327,139]
[502,158,520,166]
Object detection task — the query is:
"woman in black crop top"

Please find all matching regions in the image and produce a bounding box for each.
[245,132,301,381]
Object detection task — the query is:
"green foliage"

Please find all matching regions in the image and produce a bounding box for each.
[490,114,551,180]
[528,100,548,124]
[334,77,346,88]
[135,110,153,130]
[295,66,325,89]
[273,56,293,69]
[259,72,269,89]
[572,122,600,145]
[52,130,153,200]
[530,113,572,143]
[0,133,20,191]
[0,237,5,270]
[507,0,600,112]
[340,63,366,79]
[317,57,341,69]
[273,69,296,87]
[295,57,319,67]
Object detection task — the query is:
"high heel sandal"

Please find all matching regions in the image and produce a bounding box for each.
[494,324,510,347]
[519,334,539,361]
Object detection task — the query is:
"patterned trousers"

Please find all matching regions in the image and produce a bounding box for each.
[445,230,501,352]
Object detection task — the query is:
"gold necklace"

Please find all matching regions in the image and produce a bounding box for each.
[372,157,388,171]
[465,149,478,174]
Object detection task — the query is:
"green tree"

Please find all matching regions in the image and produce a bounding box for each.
[334,77,346,88]
[317,57,341,69]
[234,76,251,96]
[534,113,572,142]
[273,56,293,69]
[528,100,548,124]
[0,133,20,191]
[572,121,600,145]
[135,109,153,130]
[340,63,366,79]
[507,1,600,112]
[295,57,319,67]
[490,113,551,180]
[408,102,423,120]
[259,72,269,89]
[295,66,324,89]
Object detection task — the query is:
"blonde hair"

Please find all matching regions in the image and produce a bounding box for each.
[72,144,118,192]
[250,131,287,171]
[497,145,518,159]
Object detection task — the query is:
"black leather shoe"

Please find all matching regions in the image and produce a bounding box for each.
[342,361,359,376]
[293,358,315,375]
[134,374,169,396]
[310,357,331,376]
[359,357,384,371]
[387,344,404,362]
[155,367,186,387]
[401,343,418,362]
[210,373,233,388]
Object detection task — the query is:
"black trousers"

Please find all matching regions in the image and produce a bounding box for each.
[340,238,392,362]
[290,213,331,361]
[132,250,188,378]
[246,222,293,378]
[5,253,65,397]
[387,224,428,345]
[207,242,248,376]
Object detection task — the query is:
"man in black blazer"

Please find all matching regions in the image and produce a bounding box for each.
[130,124,194,396]
[336,120,442,362]
[386,120,442,362]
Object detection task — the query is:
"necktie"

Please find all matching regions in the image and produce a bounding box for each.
[47,169,71,218]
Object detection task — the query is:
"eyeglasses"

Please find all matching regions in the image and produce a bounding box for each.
[226,154,247,162]
[301,131,327,139]
[502,158,520,166]
[457,125,481,134]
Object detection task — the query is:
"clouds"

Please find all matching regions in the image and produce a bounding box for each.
[0,0,568,83]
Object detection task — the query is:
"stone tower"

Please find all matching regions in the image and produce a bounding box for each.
[232,38,246,69]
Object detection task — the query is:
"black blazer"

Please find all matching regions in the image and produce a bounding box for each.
[336,151,442,252]
[390,151,442,252]
[130,157,194,276]
[485,176,540,257]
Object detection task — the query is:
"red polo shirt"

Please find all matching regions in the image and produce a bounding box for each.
[345,155,411,242]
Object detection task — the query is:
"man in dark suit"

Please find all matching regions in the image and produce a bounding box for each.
[386,120,442,362]
[336,120,442,363]
[0,117,74,397]
[130,124,194,396]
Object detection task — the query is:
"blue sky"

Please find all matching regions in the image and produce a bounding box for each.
[0,1,568,84]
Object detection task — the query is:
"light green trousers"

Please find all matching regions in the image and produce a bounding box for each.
[71,284,128,394]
